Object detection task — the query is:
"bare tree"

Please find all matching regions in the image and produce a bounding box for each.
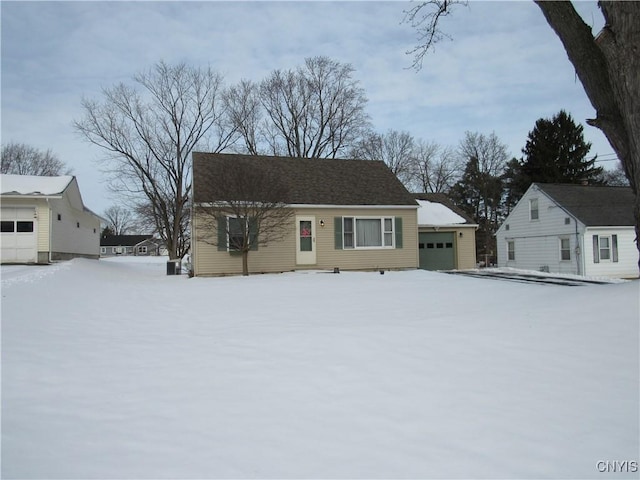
[409,140,460,193]
[102,205,136,235]
[1,142,72,176]
[404,1,640,271]
[597,163,630,187]
[195,161,294,276]
[351,130,415,187]
[74,61,237,259]
[224,79,262,155]
[450,132,509,262]
[258,56,370,158]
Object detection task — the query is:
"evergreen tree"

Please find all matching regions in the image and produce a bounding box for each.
[514,110,603,200]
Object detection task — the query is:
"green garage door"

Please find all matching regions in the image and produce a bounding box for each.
[419,232,455,271]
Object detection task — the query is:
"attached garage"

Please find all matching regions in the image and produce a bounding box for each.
[1,207,38,263]
[418,231,456,271]
[415,193,478,271]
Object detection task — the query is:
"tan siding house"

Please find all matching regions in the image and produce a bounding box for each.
[192,153,419,276]
[1,174,101,263]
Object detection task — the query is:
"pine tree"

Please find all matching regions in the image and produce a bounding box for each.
[516,110,603,198]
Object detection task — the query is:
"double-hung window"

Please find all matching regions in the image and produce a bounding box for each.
[560,238,571,261]
[342,216,394,249]
[507,240,515,261]
[529,198,539,221]
[227,217,245,251]
[217,216,258,252]
[592,234,618,263]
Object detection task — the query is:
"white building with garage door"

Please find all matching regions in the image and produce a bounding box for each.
[1,174,101,264]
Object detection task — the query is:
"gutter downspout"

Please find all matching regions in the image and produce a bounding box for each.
[46,198,53,264]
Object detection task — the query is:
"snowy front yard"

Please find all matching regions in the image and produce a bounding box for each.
[1,258,638,479]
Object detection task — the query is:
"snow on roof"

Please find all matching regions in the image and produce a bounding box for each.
[417,199,467,225]
[0,174,73,196]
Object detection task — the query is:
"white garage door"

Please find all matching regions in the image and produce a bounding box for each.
[1,207,38,263]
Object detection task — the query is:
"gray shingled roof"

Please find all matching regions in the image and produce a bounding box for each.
[536,183,635,227]
[100,235,154,247]
[192,152,418,206]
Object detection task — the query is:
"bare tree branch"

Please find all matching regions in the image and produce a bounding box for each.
[75,61,238,259]
[258,56,370,159]
[1,142,72,176]
[403,0,467,70]
[194,161,294,276]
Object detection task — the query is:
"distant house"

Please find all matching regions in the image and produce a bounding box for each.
[191,152,419,276]
[1,174,101,264]
[100,235,162,257]
[415,193,478,271]
[496,183,638,278]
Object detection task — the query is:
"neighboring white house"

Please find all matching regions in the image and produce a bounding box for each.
[1,174,102,264]
[496,183,638,278]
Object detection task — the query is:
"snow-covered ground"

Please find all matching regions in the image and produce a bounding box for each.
[2,257,638,479]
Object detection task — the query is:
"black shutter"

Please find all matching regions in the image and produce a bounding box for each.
[217,216,227,251]
[592,235,599,263]
[334,217,342,250]
[395,217,403,249]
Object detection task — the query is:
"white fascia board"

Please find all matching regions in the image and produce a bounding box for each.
[1,194,63,200]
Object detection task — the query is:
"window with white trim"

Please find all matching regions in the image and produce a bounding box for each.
[228,217,245,251]
[559,238,571,261]
[529,198,539,221]
[342,217,394,248]
[592,235,618,263]
[507,240,515,261]
[100,247,106,254]
[137,245,148,254]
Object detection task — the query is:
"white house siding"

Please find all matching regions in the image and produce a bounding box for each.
[49,193,100,259]
[583,227,638,278]
[496,186,584,275]
[194,207,418,276]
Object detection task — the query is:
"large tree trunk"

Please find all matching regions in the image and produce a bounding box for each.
[535,1,640,274]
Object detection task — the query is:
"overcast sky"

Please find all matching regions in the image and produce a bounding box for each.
[1,1,616,214]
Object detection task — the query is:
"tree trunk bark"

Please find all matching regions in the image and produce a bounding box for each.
[242,250,249,276]
[535,1,640,274]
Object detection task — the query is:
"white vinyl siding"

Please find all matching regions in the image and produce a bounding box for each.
[496,186,580,274]
[585,228,637,278]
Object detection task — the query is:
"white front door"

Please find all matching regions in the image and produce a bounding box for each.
[296,216,316,265]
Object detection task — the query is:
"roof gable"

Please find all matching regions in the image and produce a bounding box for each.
[193,153,417,206]
[535,183,634,227]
